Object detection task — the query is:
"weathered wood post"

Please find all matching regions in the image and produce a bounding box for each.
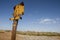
[10,2,24,40]
[11,20,18,40]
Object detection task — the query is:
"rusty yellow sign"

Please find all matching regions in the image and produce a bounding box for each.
[10,2,24,20]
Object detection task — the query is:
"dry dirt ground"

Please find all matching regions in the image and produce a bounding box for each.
[0,32,60,40]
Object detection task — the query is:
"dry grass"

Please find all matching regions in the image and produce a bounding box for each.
[0,30,60,40]
[17,31,60,36]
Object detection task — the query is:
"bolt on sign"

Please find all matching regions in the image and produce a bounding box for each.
[10,2,24,20]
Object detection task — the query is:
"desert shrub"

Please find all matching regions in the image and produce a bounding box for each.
[0,30,5,33]
[5,30,11,32]
[16,31,60,36]
[1,30,60,36]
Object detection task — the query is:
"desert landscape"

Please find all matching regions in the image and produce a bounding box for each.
[0,0,60,40]
[0,30,60,40]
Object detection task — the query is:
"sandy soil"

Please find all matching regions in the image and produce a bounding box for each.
[0,32,60,40]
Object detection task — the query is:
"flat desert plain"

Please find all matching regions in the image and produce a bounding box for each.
[0,32,60,40]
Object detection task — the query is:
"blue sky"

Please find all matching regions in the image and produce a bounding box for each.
[0,0,60,32]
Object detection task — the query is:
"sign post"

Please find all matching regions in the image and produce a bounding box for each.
[10,2,24,40]
[11,20,18,40]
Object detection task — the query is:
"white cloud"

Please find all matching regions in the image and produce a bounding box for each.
[31,18,60,24]
[39,18,57,24]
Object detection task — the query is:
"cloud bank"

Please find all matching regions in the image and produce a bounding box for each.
[32,18,60,24]
[39,18,57,24]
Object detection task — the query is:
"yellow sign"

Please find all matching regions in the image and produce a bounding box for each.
[10,2,24,20]
[13,3,24,17]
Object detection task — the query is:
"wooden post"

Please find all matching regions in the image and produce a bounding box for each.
[11,20,18,40]
[10,2,24,40]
